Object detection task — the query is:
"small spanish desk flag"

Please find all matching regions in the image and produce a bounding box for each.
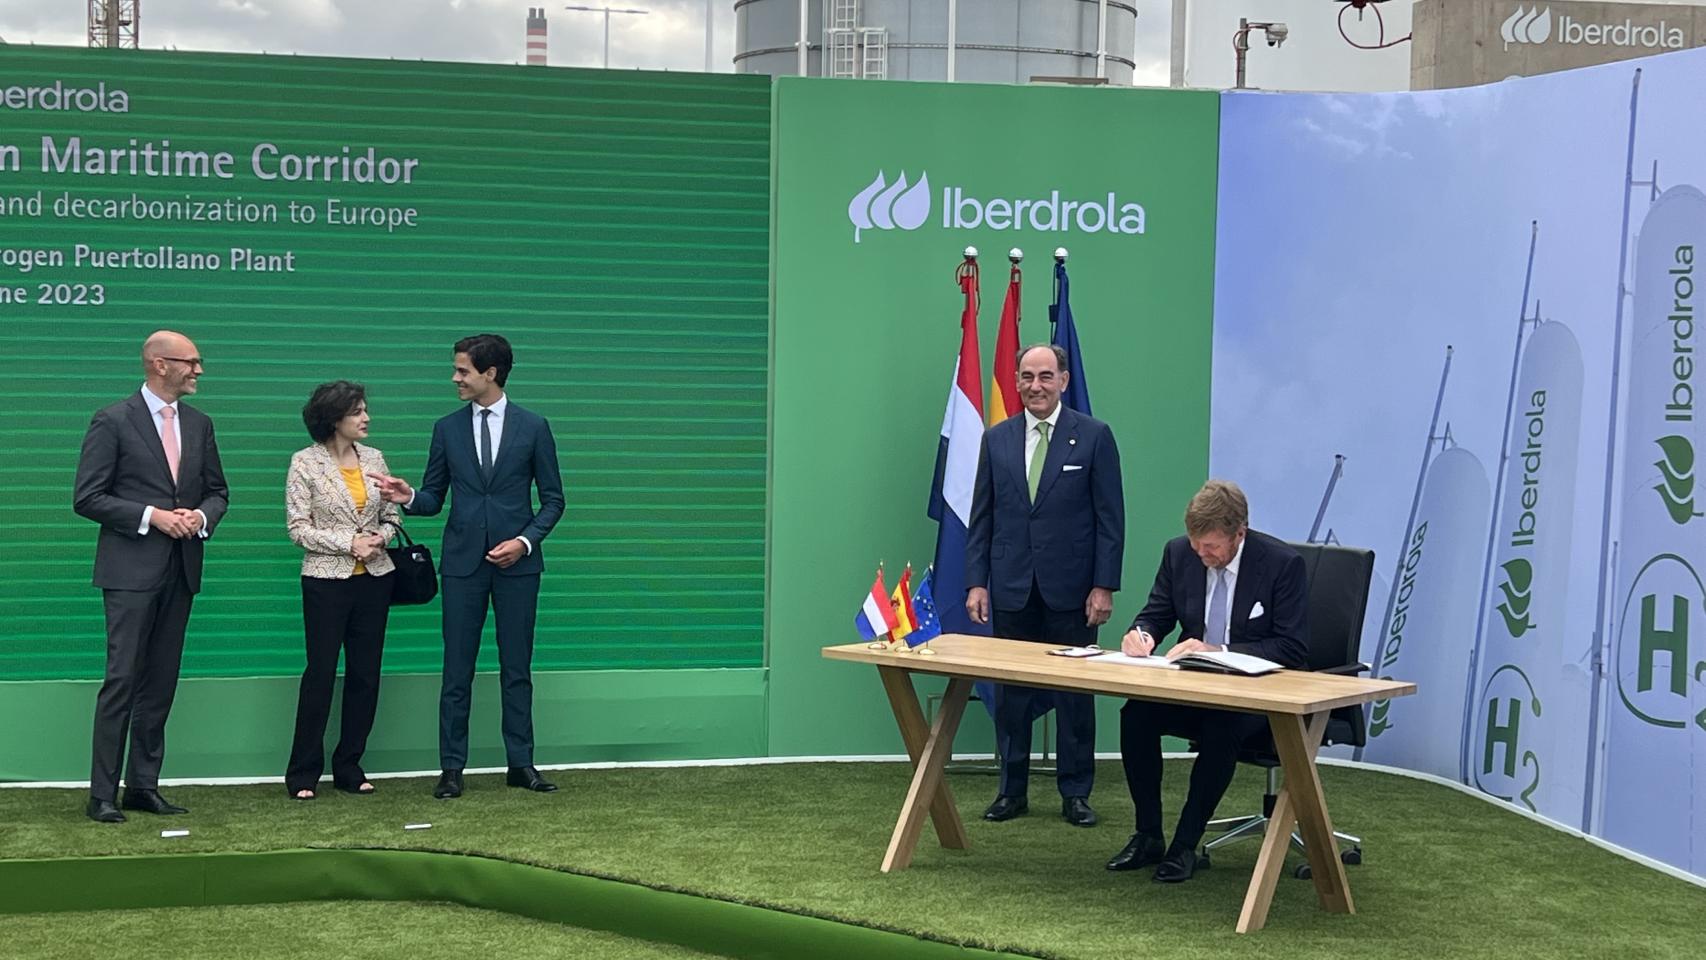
[888,565,919,644]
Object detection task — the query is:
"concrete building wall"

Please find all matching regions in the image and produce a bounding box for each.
[1412,0,1706,89]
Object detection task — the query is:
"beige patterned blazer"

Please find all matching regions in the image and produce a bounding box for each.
[285,443,403,579]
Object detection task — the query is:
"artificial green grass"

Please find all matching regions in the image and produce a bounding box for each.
[3,900,719,959]
[2,760,1703,959]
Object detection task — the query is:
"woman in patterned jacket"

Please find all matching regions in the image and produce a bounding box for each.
[283,380,402,800]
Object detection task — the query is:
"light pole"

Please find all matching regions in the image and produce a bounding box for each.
[1232,17,1288,89]
[564,5,649,69]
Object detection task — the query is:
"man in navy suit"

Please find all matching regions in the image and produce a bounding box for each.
[1105,480,1307,882]
[372,334,565,799]
[966,344,1125,828]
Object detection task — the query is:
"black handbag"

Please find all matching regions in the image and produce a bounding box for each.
[386,525,438,606]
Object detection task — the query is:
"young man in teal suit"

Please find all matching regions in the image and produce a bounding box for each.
[372,334,565,799]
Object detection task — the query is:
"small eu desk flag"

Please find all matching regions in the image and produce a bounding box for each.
[906,568,944,649]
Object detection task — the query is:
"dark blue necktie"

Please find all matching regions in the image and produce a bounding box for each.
[479,409,494,480]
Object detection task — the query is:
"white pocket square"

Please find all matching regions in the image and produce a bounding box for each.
[1250,602,1266,619]
[1062,464,1084,472]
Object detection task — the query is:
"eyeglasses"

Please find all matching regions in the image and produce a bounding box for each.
[159,356,204,369]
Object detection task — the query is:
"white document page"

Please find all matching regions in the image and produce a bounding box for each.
[1092,653,1180,670]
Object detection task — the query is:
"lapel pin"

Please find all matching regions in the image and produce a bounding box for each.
[1069,437,1077,446]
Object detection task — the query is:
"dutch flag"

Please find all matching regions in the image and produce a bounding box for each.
[854,566,899,641]
[928,261,992,643]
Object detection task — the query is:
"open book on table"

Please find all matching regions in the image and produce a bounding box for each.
[1171,649,1283,676]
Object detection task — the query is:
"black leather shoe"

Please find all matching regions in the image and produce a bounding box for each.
[982,795,1029,821]
[1154,847,1207,883]
[86,797,126,823]
[506,766,557,792]
[121,789,187,815]
[1062,796,1098,827]
[433,769,464,799]
[1106,832,1166,871]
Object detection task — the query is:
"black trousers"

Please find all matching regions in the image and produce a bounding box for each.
[990,584,1097,800]
[1120,699,1269,852]
[91,561,193,802]
[286,573,393,793]
[439,567,539,770]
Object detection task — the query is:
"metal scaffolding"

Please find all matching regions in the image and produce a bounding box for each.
[87,0,140,49]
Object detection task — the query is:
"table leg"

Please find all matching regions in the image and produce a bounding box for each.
[877,667,971,853]
[1272,711,1354,914]
[1236,712,1348,933]
[880,674,973,872]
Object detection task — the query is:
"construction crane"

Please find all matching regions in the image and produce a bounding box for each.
[87,1,139,49]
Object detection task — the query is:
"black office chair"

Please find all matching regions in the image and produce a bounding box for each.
[1200,541,1375,879]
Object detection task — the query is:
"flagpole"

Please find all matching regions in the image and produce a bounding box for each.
[1009,247,1022,382]
[1582,68,1643,832]
[1050,247,1069,340]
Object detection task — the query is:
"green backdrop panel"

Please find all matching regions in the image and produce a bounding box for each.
[0,47,770,680]
[767,78,1220,756]
[0,667,766,781]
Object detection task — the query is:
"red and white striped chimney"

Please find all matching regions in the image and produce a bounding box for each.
[526,7,548,66]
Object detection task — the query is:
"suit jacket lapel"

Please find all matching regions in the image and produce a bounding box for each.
[126,395,175,488]
[1030,407,1074,512]
[1004,415,1028,496]
[176,404,202,493]
[353,445,384,523]
[453,407,489,490]
[1229,534,1263,639]
[1187,555,1214,637]
[490,406,526,482]
[307,444,357,520]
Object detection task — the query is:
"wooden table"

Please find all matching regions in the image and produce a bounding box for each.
[823,634,1416,933]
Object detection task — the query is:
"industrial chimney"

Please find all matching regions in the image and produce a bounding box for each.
[526,7,548,66]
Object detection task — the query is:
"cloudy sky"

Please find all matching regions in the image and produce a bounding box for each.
[0,1,1431,90]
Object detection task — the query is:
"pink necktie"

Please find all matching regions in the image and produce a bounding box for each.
[160,405,181,483]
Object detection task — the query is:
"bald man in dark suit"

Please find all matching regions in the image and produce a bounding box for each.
[73,330,228,823]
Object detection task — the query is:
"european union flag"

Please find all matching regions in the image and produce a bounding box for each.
[906,568,944,648]
[1050,259,1093,416]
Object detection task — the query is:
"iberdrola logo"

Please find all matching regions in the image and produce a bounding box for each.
[1653,435,1703,525]
[1495,558,1536,638]
[848,171,931,243]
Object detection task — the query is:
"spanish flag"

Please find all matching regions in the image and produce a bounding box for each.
[889,565,919,643]
[988,260,1022,425]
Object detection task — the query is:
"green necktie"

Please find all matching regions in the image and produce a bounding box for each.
[1028,421,1051,500]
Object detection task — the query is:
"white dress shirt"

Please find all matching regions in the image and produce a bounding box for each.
[1023,403,1063,473]
[1203,535,1246,649]
[136,385,208,537]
